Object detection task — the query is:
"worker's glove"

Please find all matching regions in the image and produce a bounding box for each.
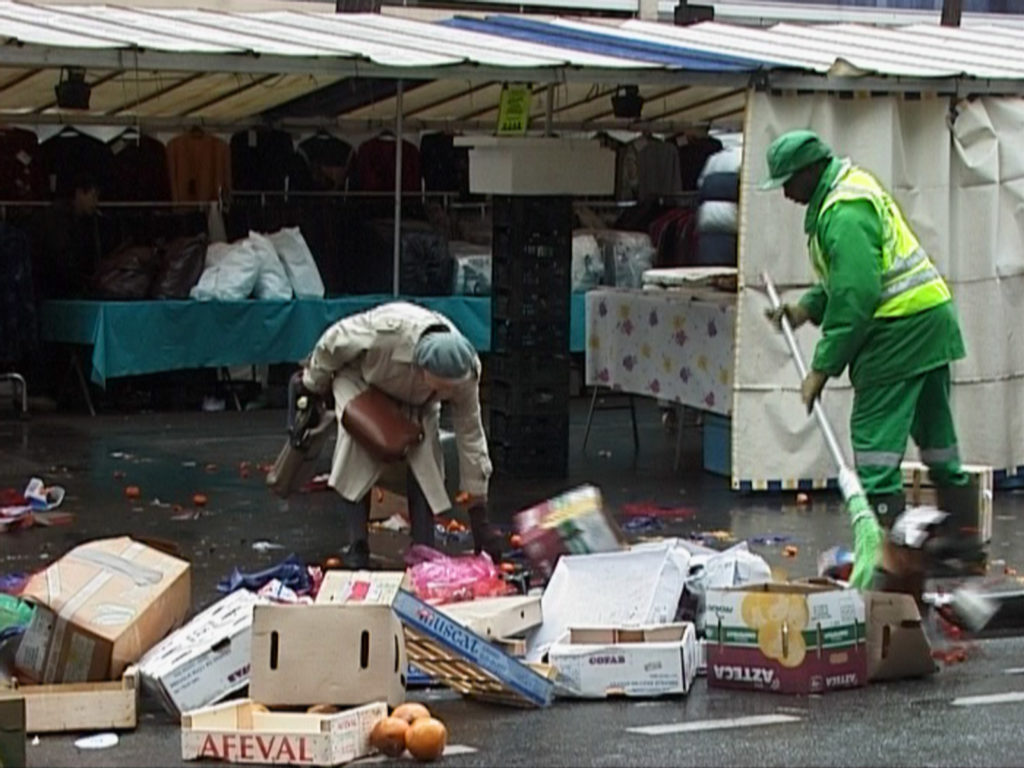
[765,303,810,331]
[848,496,884,590]
[800,370,828,414]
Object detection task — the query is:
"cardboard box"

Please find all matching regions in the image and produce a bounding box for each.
[0,691,25,768]
[705,582,867,695]
[514,485,626,579]
[181,699,386,766]
[902,461,993,543]
[548,623,698,699]
[392,589,554,708]
[456,137,616,196]
[15,537,191,683]
[438,596,542,640]
[139,590,269,718]
[17,670,138,734]
[249,572,407,708]
[863,591,937,681]
[526,545,690,663]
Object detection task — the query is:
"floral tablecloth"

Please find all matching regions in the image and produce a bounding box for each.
[585,288,736,416]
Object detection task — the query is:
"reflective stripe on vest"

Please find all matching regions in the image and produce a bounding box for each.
[809,164,951,318]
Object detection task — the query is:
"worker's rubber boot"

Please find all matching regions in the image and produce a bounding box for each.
[926,485,987,576]
[341,495,372,570]
[869,492,906,530]
[468,505,505,564]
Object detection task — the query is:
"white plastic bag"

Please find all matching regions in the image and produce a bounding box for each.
[248,231,293,301]
[190,240,261,301]
[697,201,739,234]
[571,233,604,292]
[267,227,325,299]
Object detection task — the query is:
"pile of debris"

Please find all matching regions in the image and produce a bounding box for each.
[0,481,1006,767]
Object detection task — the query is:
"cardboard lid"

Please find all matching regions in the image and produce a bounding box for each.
[315,571,408,606]
[138,590,265,678]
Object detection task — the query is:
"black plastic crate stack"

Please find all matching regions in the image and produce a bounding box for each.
[489,195,572,479]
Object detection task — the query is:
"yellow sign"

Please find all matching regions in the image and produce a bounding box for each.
[497,83,532,135]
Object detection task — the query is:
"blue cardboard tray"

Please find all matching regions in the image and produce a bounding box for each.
[392,589,554,708]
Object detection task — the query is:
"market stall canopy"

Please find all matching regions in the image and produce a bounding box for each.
[1,2,1024,128]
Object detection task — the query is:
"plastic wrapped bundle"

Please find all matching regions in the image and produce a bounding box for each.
[450,241,492,296]
[571,232,604,292]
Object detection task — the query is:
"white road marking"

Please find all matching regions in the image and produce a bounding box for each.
[952,691,1024,707]
[1003,668,1024,676]
[627,714,801,736]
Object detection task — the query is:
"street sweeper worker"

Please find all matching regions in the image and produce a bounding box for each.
[762,129,978,575]
[299,301,502,569]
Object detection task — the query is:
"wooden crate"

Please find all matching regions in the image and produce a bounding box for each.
[17,668,137,734]
[901,461,993,543]
[181,700,386,766]
[403,628,555,708]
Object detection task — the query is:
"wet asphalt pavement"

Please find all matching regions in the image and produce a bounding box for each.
[2,396,1024,767]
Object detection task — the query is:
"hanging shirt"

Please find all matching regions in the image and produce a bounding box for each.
[352,135,421,193]
[39,131,115,199]
[166,131,231,203]
[108,133,171,202]
[0,128,46,201]
[298,133,353,191]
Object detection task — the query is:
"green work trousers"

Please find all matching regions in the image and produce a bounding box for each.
[850,364,970,500]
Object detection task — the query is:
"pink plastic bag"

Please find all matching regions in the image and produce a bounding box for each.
[405,545,512,605]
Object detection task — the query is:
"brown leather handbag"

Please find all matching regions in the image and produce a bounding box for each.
[342,387,424,463]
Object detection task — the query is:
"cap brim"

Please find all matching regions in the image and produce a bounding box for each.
[759,174,791,190]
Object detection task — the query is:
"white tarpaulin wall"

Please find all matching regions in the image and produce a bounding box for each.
[734,91,1024,489]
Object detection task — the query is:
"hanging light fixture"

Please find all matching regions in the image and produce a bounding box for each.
[54,67,91,110]
[611,85,643,119]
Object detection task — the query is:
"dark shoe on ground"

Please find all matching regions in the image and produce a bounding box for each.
[341,540,372,570]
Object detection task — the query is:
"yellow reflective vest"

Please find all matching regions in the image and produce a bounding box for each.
[809,163,950,318]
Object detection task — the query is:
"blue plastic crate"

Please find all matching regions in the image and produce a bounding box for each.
[703,412,731,477]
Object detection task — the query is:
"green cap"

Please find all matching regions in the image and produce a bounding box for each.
[761,130,833,190]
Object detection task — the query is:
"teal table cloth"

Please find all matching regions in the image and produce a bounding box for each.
[41,295,587,387]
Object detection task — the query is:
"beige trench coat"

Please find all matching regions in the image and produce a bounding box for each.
[301,302,491,514]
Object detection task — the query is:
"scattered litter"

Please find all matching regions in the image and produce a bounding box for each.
[192,493,208,507]
[171,509,203,521]
[750,534,793,546]
[405,545,512,605]
[598,450,613,458]
[622,516,664,534]
[252,540,284,553]
[370,513,410,533]
[74,733,119,750]
[181,461,197,468]
[150,498,171,508]
[0,573,28,594]
[689,530,735,543]
[783,545,799,558]
[124,485,141,500]
[621,501,696,519]
[932,646,969,665]
[818,546,854,581]
[218,554,312,595]
[110,452,129,459]
[258,578,313,604]
[796,492,810,505]
[31,736,39,746]
[112,470,125,480]
[301,473,330,493]
[204,464,219,473]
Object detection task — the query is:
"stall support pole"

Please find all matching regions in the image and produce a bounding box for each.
[545,86,554,136]
[393,79,404,297]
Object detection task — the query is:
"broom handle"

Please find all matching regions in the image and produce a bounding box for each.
[762,272,851,475]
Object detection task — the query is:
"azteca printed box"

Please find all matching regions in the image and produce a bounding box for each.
[704,582,867,695]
